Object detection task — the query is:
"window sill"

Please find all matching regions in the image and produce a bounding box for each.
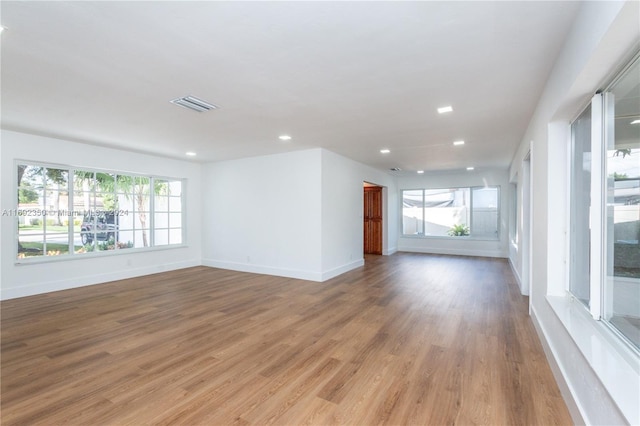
[15,244,189,265]
[546,295,640,425]
[400,234,499,242]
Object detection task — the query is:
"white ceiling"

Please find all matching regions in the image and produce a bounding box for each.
[1,1,580,175]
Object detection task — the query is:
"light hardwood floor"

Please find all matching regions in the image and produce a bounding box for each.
[1,253,573,425]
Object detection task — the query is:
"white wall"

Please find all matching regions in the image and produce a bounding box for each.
[320,149,397,280]
[509,1,640,424]
[201,149,324,280]
[397,168,510,258]
[0,130,203,300]
[201,148,398,282]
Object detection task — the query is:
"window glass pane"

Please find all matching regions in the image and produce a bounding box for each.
[168,180,182,197]
[424,188,469,237]
[155,229,169,246]
[74,170,96,215]
[116,175,132,195]
[402,190,424,235]
[118,209,135,229]
[169,212,182,228]
[44,168,68,190]
[45,233,70,256]
[74,170,95,191]
[134,192,150,212]
[155,212,169,228]
[95,173,117,218]
[75,211,116,250]
[155,179,169,197]
[604,57,640,350]
[19,176,66,256]
[155,196,169,211]
[570,104,592,307]
[96,172,115,192]
[169,228,183,245]
[134,212,151,241]
[169,197,182,212]
[134,230,150,248]
[471,187,499,239]
[18,234,44,258]
[17,165,46,258]
[117,230,134,250]
[117,193,134,218]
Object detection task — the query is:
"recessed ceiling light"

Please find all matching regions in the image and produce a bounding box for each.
[0,26,6,34]
[417,170,424,174]
[380,149,391,154]
[453,140,465,146]
[437,106,453,114]
[185,152,197,156]
[279,135,292,141]
[631,119,640,125]
[466,167,474,171]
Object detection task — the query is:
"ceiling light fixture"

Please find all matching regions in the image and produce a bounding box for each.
[631,119,640,125]
[453,140,465,146]
[185,152,197,156]
[279,135,292,141]
[466,167,474,171]
[170,95,219,113]
[437,106,453,114]
[380,149,391,154]
[417,170,424,174]
[0,26,6,33]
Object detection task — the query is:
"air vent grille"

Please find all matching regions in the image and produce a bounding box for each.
[170,96,219,113]
[390,167,401,171]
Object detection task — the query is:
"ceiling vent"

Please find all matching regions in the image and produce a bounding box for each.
[390,167,402,171]
[170,96,219,113]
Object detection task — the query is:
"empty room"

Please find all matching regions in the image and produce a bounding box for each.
[1,1,639,425]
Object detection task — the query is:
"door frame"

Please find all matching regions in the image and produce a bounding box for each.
[363,182,384,255]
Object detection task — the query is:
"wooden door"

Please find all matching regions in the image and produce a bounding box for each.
[364,186,383,255]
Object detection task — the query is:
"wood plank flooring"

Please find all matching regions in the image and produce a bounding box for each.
[1,253,573,425]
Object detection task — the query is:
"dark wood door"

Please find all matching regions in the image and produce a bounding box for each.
[364,186,382,255]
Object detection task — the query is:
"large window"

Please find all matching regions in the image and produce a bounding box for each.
[402,186,500,239]
[13,163,185,261]
[569,54,639,351]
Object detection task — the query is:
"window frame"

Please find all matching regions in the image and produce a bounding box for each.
[13,160,187,264]
[566,52,640,354]
[568,101,594,310]
[400,185,501,241]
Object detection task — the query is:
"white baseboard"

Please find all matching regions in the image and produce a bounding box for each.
[383,246,398,255]
[202,258,365,283]
[2,257,365,300]
[1,259,201,300]
[397,246,506,258]
[321,259,364,281]
[202,258,323,282]
[508,256,523,288]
